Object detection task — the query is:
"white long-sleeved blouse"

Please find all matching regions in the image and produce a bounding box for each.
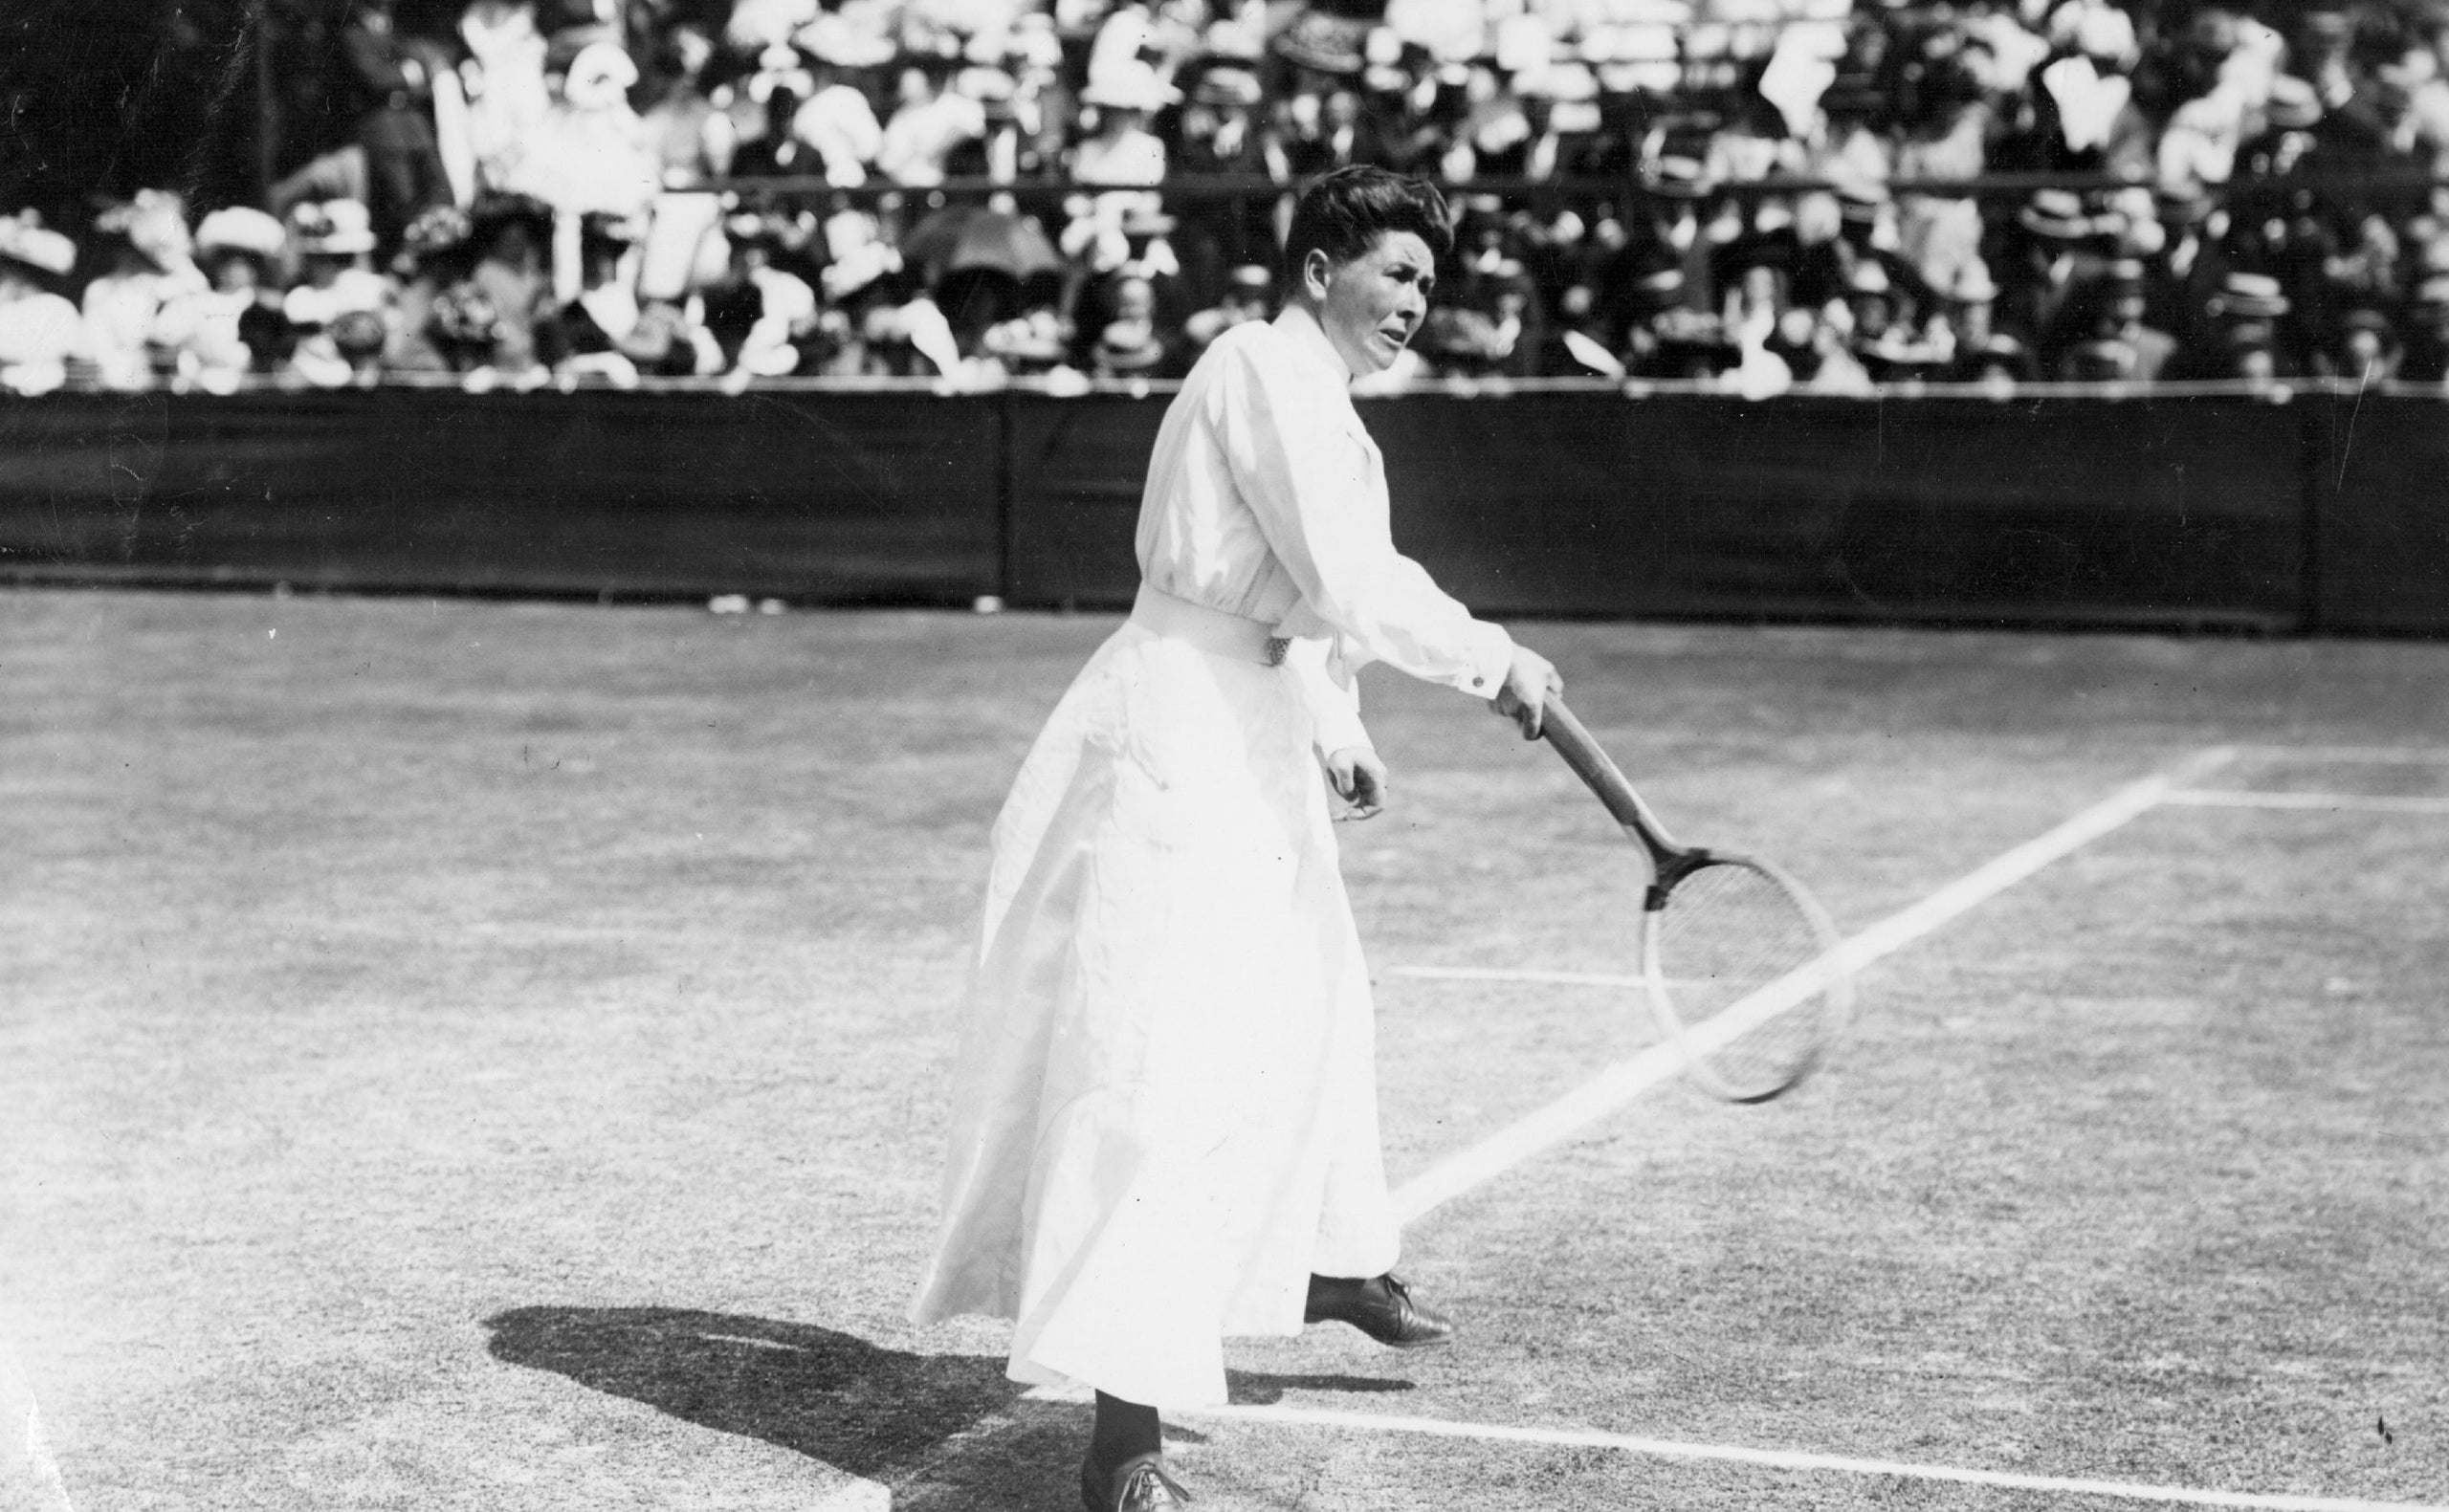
[1135,303,1514,752]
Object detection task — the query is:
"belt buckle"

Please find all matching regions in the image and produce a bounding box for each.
[1265,637,1291,667]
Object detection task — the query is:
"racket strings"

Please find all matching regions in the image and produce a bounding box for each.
[1654,861,1834,1096]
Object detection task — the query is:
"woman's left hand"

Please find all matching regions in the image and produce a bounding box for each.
[1326,746,1388,822]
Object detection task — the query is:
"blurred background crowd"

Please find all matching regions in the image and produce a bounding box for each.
[7,0,2449,394]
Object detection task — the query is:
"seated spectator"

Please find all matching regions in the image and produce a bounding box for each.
[1072,64,1177,186]
[2319,306,2399,382]
[454,194,557,383]
[161,207,290,390]
[497,39,659,220]
[2048,259,2175,381]
[642,23,737,187]
[2170,269,2290,378]
[878,64,989,186]
[2216,320,2283,383]
[34,0,2449,392]
[1421,255,1539,378]
[1274,82,1384,178]
[543,212,656,383]
[281,200,397,387]
[790,59,887,186]
[0,212,84,396]
[459,0,553,193]
[1180,262,1271,356]
[697,210,822,376]
[1089,274,1170,378]
[387,205,486,374]
[83,190,206,391]
[2398,275,2449,382]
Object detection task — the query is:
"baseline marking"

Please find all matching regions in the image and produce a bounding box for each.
[2163,790,2449,816]
[1392,965,1709,990]
[1393,965,1644,988]
[1388,746,2239,1223]
[1162,1402,2447,1512]
[2228,744,2449,765]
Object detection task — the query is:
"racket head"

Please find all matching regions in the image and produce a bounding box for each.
[1640,851,1852,1104]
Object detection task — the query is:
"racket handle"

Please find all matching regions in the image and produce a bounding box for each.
[1540,697,1682,853]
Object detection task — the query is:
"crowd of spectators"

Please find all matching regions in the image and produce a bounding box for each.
[8,0,2449,394]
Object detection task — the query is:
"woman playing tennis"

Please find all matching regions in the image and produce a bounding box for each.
[912,166,1561,1512]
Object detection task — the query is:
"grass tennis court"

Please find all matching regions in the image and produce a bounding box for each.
[3,588,2443,1512]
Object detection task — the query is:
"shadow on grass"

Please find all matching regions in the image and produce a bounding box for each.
[485,1305,1413,1506]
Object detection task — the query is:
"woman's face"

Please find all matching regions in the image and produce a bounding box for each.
[1307,230,1436,375]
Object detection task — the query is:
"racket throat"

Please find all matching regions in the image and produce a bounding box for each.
[1644,848,1714,910]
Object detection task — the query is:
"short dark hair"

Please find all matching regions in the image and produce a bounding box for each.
[1284,167,1453,279]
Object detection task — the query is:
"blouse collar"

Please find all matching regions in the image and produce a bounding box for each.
[1272,300,1353,385]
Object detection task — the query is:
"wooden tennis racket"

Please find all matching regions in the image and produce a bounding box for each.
[1540,697,1852,1102]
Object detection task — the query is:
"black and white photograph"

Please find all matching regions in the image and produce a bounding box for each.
[2,0,2443,1507]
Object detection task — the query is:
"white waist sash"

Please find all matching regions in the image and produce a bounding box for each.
[1129,583,1289,666]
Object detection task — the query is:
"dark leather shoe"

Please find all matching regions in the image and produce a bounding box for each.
[1080,1450,1193,1512]
[1304,1272,1455,1348]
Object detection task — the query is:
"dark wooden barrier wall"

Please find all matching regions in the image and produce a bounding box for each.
[1006,391,2325,629]
[3,385,2443,632]
[0,389,1002,603]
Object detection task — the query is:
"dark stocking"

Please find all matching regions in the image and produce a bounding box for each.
[1091,1391,1162,1471]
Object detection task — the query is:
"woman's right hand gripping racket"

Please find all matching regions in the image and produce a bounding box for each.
[1539,697,1853,1103]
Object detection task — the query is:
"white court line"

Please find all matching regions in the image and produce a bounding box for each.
[2164,790,2449,815]
[1388,746,2239,1223]
[1392,965,1715,990]
[1161,1402,2447,1512]
[1393,964,1645,988]
[2229,744,2449,764]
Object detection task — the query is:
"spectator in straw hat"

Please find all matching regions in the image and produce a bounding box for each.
[2168,268,2289,378]
[2049,258,2174,381]
[1938,258,1998,344]
[2236,73,2326,178]
[2143,182,2233,355]
[2006,186,2115,354]
[0,211,85,396]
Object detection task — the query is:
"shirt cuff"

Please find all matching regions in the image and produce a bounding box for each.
[1454,621,1514,700]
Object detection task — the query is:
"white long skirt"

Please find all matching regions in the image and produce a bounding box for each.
[910,618,1400,1409]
